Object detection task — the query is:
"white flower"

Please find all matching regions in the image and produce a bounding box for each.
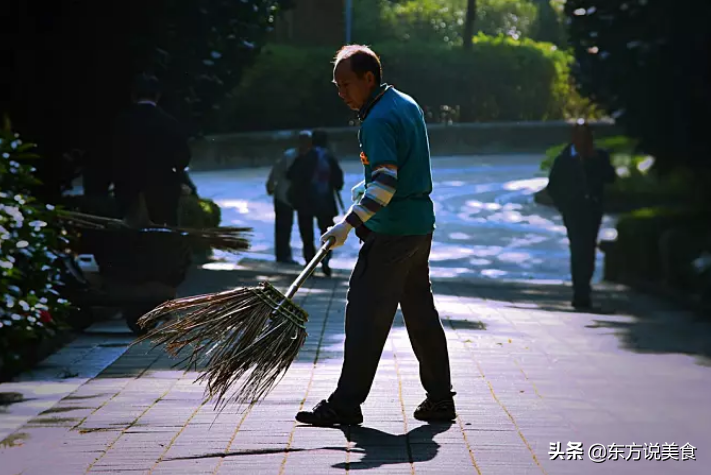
[10,314,22,321]
[0,260,13,269]
[4,206,21,218]
[19,301,30,311]
[27,316,37,323]
[16,240,29,249]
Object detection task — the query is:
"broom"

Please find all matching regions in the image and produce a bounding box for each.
[56,209,252,254]
[132,236,336,411]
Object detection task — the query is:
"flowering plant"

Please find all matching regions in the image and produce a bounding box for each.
[0,124,70,375]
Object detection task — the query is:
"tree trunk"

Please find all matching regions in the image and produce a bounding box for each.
[462,0,477,50]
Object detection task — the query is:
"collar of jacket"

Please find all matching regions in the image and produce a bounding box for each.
[358,84,393,122]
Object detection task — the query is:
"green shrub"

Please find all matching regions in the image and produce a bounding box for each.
[178,195,222,262]
[179,196,222,229]
[0,126,71,376]
[218,35,590,131]
[612,206,707,283]
[353,0,541,46]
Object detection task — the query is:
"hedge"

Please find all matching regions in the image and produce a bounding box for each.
[602,206,710,291]
[216,35,592,132]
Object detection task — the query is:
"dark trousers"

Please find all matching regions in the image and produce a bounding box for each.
[328,231,453,409]
[274,200,295,262]
[563,209,603,303]
[297,211,333,265]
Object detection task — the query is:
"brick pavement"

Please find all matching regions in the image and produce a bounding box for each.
[2,261,710,475]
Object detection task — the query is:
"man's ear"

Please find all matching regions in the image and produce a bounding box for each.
[365,71,376,87]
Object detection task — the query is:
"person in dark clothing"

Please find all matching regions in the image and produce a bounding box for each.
[546,122,617,309]
[266,130,313,265]
[287,129,344,277]
[111,73,191,226]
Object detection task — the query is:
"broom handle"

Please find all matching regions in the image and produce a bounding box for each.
[284,237,335,299]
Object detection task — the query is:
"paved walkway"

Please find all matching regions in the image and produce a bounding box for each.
[2,261,710,475]
[2,154,710,474]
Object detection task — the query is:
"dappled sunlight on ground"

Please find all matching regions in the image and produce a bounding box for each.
[189,155,618,285]
[502,176,548,193]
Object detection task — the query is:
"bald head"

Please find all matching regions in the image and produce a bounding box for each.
[332,45,382,111]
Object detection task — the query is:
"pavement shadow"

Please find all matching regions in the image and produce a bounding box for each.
[165,423,452,468]
[334,423,453,470]
[100,263,711,379]
[432,278,711,363]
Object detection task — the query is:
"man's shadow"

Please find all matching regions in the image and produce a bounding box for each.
[332,422,453,471]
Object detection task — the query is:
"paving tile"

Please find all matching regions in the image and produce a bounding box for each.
[3,189,711,475]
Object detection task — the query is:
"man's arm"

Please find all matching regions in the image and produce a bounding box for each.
[328,154,345,191]
[266,159,279,195]
[344,119,398,228]
[546,153,564,210]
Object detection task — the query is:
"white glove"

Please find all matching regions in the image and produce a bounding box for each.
[321,220,353,250]
[351,180,366,203]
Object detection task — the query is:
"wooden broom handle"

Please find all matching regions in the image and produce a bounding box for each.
[284,237,335,299]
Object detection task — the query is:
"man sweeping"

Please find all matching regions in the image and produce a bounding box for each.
[295,45,456,426]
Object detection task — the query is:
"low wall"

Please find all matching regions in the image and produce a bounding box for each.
[188,120,624,170]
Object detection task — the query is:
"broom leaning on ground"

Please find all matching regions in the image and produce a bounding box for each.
[132,237,336,411]
[56,209,252,254]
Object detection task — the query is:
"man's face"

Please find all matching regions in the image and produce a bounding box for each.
[571,126,593,156]
[333,59,376,111]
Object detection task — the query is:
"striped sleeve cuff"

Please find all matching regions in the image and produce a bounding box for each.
[345,166,397,227]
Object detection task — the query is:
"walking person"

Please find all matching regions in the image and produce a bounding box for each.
[266,130,312,264]
[111,73,191,226]
[295,45,456,426]
[546,121,617,309]
[287,130,344,277]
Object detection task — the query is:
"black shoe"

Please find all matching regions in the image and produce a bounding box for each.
[295,400,363,427]
[322,262,332,277]
[414,395,457,422]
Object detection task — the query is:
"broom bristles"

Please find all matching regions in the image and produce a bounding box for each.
[132,282,308,410]
[56,210,252,253]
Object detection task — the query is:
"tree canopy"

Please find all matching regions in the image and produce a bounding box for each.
[0,0,293,199]
[565,0,711,174]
